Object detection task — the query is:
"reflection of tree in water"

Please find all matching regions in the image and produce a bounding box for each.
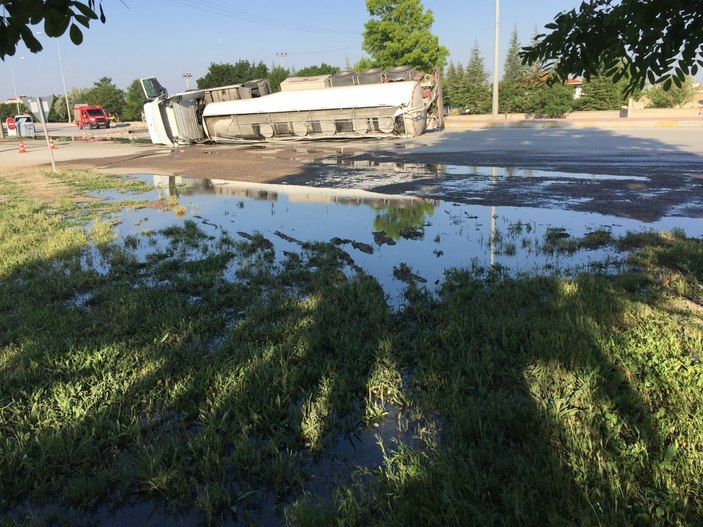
[372,199,437,240]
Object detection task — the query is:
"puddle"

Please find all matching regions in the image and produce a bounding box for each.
[87,173,703,307]
[295,160,703,222]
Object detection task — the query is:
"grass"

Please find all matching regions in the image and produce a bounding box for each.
[1,170,703,525]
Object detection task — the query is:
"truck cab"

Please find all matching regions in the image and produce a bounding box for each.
[74,104,110,129]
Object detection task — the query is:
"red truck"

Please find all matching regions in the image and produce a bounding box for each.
[74,104,110,129]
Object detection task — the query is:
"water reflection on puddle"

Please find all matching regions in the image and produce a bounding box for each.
[99,174,702,305]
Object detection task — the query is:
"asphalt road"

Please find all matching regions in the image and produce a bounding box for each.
[2,124,703,224]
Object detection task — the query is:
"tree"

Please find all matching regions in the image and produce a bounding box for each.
[196,60,268,89]
[122,79,146,121]
[499,28,530,113]
[523,75,575,119]
[0,101,27,120]
[460,43,491,114]
[520,1,703,94]
[49,86,89,122]
[443,62,459,109]
[266,66,289,93]
[646,77,695,109]
[85,77,125,117]
[0,0,105,59]
[442,62,468,110]
[362,0,448,73]
[578,74,629,111]
[294,63,340,77]
[47,94,62,122]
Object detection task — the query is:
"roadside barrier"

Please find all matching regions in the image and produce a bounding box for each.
[18,140,28,154]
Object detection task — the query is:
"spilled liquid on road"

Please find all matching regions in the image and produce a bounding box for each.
[89,167,702,306]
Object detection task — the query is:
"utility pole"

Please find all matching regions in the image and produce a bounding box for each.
[276,52,287,68]
[182,72,192,91]
[57,42,71,124]
[492,0,500,120]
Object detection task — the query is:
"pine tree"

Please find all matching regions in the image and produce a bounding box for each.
[499,27,530,113]
[578,71,629,110]
[444,62,458,109]
[462,43,491,114]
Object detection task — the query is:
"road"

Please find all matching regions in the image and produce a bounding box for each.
[2,124,703,223]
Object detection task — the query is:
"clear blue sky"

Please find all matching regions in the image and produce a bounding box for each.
[1,1,581,101]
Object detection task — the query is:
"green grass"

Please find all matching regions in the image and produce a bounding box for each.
[1,170,702,526]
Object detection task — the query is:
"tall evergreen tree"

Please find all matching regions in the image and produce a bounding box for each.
[443,62,459,109]
[578,74,629,110]
[461,43,491,114]
[362,0,448,72]
[499,28,530,113]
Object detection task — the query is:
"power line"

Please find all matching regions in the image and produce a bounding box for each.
[165,0,359,35]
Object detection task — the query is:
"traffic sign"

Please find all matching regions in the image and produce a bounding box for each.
[6,117,16,131]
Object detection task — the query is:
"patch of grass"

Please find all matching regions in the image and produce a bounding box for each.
[1,171,703,525]
[47,169,155,193]
[579,228,614,249]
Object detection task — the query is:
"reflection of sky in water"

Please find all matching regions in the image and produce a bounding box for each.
[95,174,703,306]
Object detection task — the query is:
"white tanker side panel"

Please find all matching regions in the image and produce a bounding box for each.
[202,81,427,141]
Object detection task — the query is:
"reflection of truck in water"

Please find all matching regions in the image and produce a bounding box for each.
[74,104,110,129]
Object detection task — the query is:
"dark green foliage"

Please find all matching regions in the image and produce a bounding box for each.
[47,93,64,121]
[362,0,448,73]
[521,1,703,94]
[0,0,105,59]
[196,60,269,89]
[0,101,28,120]
[84,76,125,118]
[523,75,575,118]
[442,62,462,109]
[460,43,491,114]
[646,77,696,109]
[266,66,289,93]
[122,79,146,121]
[294,63,340,77]
[499,28,531,113]
[578,74,629,111]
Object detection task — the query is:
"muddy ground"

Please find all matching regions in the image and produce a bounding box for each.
[87,141,703,223]
[3,129,703,223]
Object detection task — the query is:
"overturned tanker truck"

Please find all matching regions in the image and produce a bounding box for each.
[141,66,443,146]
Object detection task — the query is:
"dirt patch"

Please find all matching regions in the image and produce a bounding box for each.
[64,143,354,182]
[0,169,84,205]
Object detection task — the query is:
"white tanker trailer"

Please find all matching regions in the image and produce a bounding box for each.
[141,67,443,146]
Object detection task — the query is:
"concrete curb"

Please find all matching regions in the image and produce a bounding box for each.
[444,117,703,130]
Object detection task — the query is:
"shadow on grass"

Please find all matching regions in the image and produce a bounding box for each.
[1,179,702,526]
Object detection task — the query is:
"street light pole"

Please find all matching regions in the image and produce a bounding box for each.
[9,60,20,113]
[182,72,192,90]
[276,52,287,68]
[492,0,500,120]
[36,32,72,123]
[57,42,71,124]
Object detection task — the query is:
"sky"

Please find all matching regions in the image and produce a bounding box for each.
[1,0,582,101]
